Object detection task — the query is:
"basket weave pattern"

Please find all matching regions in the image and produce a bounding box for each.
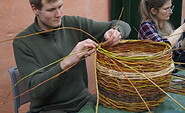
[96,40,174,112]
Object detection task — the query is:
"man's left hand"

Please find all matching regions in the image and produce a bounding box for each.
[103,28,122,46]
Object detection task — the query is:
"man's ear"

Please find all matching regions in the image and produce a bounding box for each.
[151,8,157,15]
[31,4,39,16]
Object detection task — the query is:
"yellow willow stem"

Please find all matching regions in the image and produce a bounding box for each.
[2,27,100,102]
[149,58,185,71]
[97,42,171,61]
[0,25,116,105]
[110,59,152,113]
[1,26,100,103]
[94,51,100,113]
[150,59,185,71]
[114,59,185,110]
[0,58,80,105]
[114,7,124,30]
[174,67,185,71]
[172,47,185,51]
[1,48,91,105]
[0,38,13,43]
[0,27,99,44]
[94,7,125,112]
[172,76,185,81]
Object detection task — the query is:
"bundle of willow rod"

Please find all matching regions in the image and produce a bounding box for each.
[168,75,185,95]
[96,40,174,112]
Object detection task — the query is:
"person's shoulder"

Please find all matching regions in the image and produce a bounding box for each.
[140,19,154,26]
[16,23,35,37]
[139,20,155,31]
[63,15,87,20]
[62,15,92,26]
[13,23,37,44]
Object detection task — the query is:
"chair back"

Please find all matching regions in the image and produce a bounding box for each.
[8,67,30,113]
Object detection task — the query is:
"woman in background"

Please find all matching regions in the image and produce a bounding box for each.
[138,0,185,66]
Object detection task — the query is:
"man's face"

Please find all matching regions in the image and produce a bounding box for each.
[36,0,63,30]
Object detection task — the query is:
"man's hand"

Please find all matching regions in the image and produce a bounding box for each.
[102,28,122,46]
[60,39,98,70]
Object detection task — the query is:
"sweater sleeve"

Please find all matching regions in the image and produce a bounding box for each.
[13,39,65,99]
[63,16,131,43]
[83,18,131,42]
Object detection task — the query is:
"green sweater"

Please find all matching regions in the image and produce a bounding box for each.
[13,15,131,112]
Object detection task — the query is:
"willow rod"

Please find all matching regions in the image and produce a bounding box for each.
[110,58,152,113]
[0,27,99,44]
[94,51,100,113]
[2,26,101,104]
[0,60,80,105]
[2,48,93,105]
[113,58,185,110]
[0,23,185,113]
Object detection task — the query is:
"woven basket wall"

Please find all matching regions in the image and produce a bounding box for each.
[96,40,174,112]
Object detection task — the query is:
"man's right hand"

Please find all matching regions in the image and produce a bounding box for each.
[60,39,98,70]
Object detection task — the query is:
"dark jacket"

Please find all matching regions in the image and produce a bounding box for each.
[13,15,131,112]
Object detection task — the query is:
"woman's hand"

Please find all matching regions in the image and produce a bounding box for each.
[60,39,98,70]
[102,28,122,46]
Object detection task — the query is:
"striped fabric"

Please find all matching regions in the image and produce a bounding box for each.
[138,20,171,45]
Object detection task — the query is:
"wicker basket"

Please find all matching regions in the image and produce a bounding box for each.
[96,40,174,112]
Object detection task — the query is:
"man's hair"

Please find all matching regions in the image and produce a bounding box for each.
[29,0,58,10]
[29,0,42,10]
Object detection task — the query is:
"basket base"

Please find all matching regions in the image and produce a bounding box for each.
[99,93,166,112]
